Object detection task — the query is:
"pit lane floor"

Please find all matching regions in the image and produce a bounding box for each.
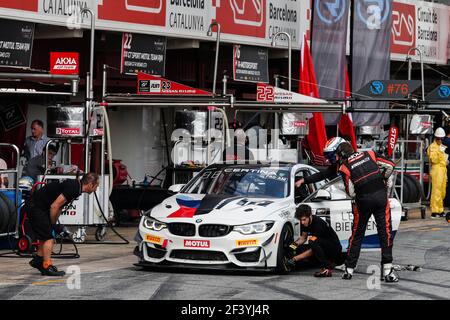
[0,211,449,300]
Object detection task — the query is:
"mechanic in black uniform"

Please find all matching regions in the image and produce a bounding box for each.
[286,204,342,277]
[336,142,399,282]
[295,137,346,189]
[27,173,100,276]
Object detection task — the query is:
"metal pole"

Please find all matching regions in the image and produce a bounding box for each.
[102,64,108,102]
[406,47,425,101]
[81,8,95,172]
[271,32,292,91]
[271,32,292,156]
[207,22,221,165]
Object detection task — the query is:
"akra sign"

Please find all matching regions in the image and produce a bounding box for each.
[50,52,79,75]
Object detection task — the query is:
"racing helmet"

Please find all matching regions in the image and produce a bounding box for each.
[18,176,34,192]
[323,137,346,164]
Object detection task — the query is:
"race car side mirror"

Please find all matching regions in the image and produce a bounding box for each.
[168,184,185,193]
[312,190,331,202]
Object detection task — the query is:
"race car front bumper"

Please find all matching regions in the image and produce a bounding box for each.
[135,223,281,269]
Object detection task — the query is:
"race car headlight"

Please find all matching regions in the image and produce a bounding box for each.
[143,217,167,231]
[233,221,274,235]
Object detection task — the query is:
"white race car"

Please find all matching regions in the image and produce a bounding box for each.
[134,163,402,273]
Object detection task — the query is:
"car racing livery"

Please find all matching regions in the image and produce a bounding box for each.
[135,163,402,272]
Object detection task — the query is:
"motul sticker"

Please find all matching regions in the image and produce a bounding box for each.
[145,234,163,244]
[56,127,81,135]
[236,239,259,247]
[184,239,210,248]
[50,52,79,75]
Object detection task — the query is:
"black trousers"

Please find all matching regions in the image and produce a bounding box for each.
[345,189,394,269]
[296,239,342,269]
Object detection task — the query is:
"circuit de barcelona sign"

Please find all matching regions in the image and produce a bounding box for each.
[0,0,448,63]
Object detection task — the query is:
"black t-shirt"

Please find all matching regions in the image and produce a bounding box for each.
[301,215,341,249]
[31,179,82,209]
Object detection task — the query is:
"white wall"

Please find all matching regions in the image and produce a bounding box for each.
[108,107,165,182]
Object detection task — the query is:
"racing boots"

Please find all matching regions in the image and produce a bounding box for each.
[314,268,333,277]
[381,264,399,283]
[342,267,353,280]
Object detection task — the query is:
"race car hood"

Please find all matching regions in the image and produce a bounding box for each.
[149,193,289,225]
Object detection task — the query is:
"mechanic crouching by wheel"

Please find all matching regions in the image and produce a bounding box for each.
[27,173,100,276]
[336,142,399,283]
[286,205,342,277]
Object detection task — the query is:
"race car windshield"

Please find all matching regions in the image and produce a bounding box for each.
[182,167,290,198]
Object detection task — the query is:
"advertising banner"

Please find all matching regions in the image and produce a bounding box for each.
[352,0,393,126]
[0,18,34,68]
[256,83,326,104]
[50,52,79,75]
[311,0,350,125]
[137,72,211,95]
[0,0,308,50]
[233,44,268,83]
[391,0,449,64]
[121,33,166,75]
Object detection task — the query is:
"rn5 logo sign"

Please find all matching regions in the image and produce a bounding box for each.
[50,52,79,75]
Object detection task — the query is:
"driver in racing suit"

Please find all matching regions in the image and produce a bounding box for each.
[336,142,399,282]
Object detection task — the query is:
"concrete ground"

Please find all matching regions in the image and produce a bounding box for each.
[0,210,449,300]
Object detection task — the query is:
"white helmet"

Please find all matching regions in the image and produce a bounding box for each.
[18,176,34,192]
[434,127,446,138]
[323,137,346,164]
[323,137,346,153]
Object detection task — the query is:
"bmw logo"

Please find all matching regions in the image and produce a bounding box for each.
[196,219,203,223]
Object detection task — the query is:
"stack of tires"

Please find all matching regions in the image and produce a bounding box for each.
[395,174,424,204]
[0,193,17,235]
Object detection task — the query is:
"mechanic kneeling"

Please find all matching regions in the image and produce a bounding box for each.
[287,204,342,277]
[27,173,100,276]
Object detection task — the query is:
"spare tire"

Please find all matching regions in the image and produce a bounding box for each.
[0,193,17,234]
[395,174,416,204]
[403,174,424,203]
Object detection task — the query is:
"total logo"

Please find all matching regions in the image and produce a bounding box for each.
[56,128,81,136]
[184,239,210,248]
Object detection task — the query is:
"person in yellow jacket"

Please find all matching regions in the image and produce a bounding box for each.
[427,127,448,218]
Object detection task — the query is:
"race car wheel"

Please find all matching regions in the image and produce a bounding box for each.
[276,224,294,274]
[446,212,450,223]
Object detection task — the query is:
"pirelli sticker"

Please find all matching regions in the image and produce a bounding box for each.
[236,239,259,247]
[145,234,163,245]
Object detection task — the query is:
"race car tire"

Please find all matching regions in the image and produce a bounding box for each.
[275,224,294,274]
[403,174,424,203]
[395,174,413,204]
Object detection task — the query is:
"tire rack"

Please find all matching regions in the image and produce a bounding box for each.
[0,144,20,238]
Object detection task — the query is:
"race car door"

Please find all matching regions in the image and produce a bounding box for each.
[303,178,353,252]
[304,177,385,251]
